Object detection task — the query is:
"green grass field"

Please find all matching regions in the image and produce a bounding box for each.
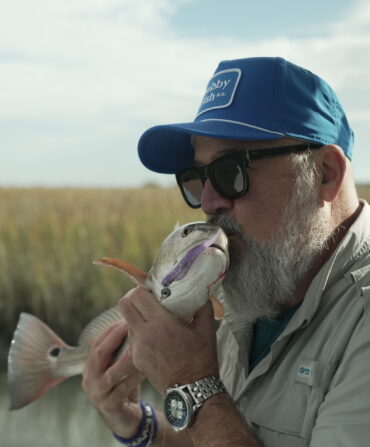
[0,186,203,364]
[356,185,370,203]
[0,185,369,365]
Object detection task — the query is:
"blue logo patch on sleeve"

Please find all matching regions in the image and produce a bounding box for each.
[197,68,242,117]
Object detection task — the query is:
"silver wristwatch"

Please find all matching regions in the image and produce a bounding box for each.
[163,375,226,431]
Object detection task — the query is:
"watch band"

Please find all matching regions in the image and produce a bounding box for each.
[181,376,226,408]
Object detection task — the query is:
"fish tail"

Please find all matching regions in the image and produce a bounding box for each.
[7,313,69,410]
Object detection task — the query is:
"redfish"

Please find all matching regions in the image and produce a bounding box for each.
[8,222,229,410]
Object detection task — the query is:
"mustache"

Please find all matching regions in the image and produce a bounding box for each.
[207,214,244,237]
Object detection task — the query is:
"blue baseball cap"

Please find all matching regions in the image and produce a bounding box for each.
[138,57,354,173]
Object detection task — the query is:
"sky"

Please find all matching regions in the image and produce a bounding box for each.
[1,0,370,188]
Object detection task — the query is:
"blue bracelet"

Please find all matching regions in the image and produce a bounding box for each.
[149,405,158,445]
[113,401,157,447]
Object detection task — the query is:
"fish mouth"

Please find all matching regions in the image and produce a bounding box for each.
[209,243,226,254]
[161,230,228,288]
[177,233,226,259]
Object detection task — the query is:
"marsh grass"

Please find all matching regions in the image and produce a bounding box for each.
[0,186,203,365]
[356,185,370,203]
[1,185,369,366]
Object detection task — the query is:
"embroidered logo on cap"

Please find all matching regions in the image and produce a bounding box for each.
[197,68,241,117]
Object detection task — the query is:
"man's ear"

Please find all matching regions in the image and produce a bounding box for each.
[318,145,346,203]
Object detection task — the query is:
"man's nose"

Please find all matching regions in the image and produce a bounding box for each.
[201,179,233,216]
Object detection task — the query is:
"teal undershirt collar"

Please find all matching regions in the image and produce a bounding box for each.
[249,302,301,372]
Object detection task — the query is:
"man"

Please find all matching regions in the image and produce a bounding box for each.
[82,57,370,446]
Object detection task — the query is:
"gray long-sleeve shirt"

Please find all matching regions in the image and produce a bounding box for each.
[218,200,370,446]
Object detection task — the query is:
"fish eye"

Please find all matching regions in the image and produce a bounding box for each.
[182,226,192,237]
[161,287,171,298]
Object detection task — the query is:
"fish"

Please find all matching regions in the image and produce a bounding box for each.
[7,221,229,410]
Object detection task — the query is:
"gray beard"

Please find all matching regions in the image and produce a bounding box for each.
[209,175,332,324]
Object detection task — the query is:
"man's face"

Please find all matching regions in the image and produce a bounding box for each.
[193,135,304,242]
[193,136,331,321]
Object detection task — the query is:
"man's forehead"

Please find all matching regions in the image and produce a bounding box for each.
[192,135,299,165]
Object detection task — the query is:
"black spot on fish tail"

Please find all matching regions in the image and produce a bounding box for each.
[49,347,61,357]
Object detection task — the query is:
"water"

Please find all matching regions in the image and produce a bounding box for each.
[0,374,162,447]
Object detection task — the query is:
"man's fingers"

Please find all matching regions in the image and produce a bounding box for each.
[120,286,171,325]
[104,348,143,389]
[91,320,125,350]
[120,299,147,328]
[87,321,129,377]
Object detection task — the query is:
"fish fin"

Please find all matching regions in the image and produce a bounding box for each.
[94,257,148,286]
[78,306,124,346]
[180,297,225,323]
[209,297,225,320]
[7,313,69,410]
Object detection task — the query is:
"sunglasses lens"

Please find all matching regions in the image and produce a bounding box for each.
[177,152,247,208]
[179,171,203,208]
[213,158,245,197]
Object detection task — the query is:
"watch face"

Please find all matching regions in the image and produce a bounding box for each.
[164,390,192,430]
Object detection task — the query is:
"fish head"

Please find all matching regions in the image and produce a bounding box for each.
[148,222,229,319]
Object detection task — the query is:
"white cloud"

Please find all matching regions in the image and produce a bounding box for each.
[0,0,369,186]
[1,0,368,119]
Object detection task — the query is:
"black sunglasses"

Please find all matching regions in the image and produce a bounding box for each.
[176,142,322,209]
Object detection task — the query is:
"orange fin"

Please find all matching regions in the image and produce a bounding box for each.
[94,257,148,286]
[209,297,224,320]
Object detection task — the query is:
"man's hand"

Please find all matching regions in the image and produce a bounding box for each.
[119,286,219,393]
[82,320,145,438]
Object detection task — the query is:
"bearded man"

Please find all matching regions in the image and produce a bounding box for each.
[82,57,370,447]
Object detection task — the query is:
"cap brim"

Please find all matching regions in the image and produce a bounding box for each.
[138,120,284,174]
